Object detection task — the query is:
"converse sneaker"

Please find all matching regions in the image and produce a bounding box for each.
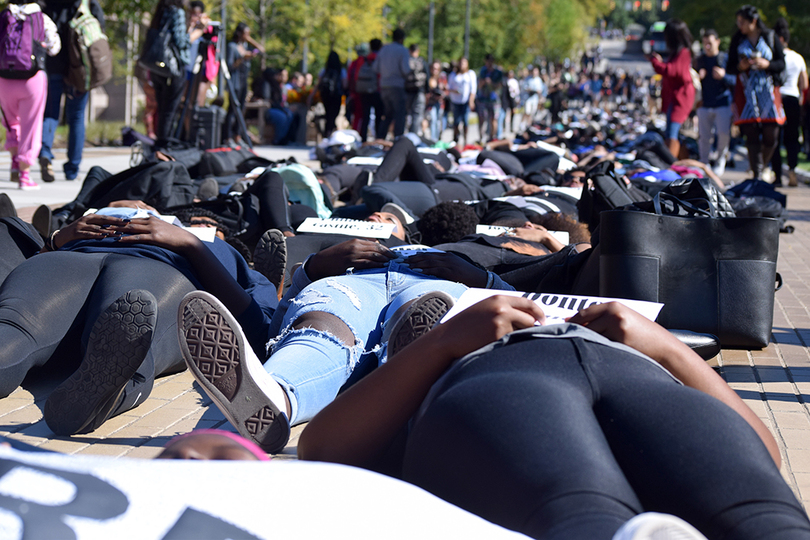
[18,172,40,191]
[384,291,455,358]
[178,291,291,454]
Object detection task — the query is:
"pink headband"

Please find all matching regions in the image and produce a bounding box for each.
[167,429,271,461]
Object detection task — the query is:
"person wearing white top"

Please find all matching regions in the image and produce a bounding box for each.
[772,18,807,186]
[447,57,477,146]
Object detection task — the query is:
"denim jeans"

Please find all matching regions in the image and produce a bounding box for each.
[265,108,293,145]
[40,74,89,180]
[428,103,442,141]
[266,262,467,425]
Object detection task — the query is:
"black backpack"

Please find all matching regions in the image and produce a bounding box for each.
[319,68,343,100]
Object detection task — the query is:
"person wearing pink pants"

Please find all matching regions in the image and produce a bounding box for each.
[0,1,60,190]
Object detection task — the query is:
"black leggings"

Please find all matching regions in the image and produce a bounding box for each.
[403,337,810,540]
[0,252,195,414]
[739,122,780,179]
[373,137,438,186]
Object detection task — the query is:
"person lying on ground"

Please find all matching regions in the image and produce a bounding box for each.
[297,297,810,539]
[0,209,276,436]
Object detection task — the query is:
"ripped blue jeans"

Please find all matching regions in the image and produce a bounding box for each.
[266,261,467,425]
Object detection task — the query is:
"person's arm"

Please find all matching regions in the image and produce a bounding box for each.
[41,14,61,56]
[672,158,725,190]
[762,31,785,75]
[568,302,781,467]
[800,68,809,105]
[298,295,545,467]
[400,48,411,79]
[110,217,253,318]
[244,34,265,54]
[650,48,690,79]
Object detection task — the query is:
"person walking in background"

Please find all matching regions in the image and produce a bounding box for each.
[405,43,427,136]
[499,69,519,138]
[447,56,476,146]
[477,54,502,143]
[373,28,410,139]
[148,0,190,142]
[225,22,263,145]
[695,29,733,177]
[358,39,384,142]
[769,18,806,187]
[347,43,370,133]
[727,4,785,183]
[649,18,695,159]
[317,51,346,137]
[520,66,544,131]
[0,0,60,190]
[39,0,105,182]
[425,61,446,141]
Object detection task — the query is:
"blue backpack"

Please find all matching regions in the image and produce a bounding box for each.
[0,8,46,79]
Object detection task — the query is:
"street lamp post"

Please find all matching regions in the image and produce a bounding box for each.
[428,1,435,65]
[464,0,470,58]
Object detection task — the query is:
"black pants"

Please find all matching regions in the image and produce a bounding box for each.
[403,337,810,540]
[771,96,802,180]
[152,74,187,142]
[360,92,385,142]
[373,137,438,185]
[0,252,195,415]
[740,122,780,179]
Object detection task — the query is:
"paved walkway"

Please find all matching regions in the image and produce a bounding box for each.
[2,145,810,510]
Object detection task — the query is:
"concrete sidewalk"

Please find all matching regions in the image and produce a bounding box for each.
[2,145,810,510]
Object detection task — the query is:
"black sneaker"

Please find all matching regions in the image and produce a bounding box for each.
[44,290,157,435]
[178,291,290,454]
[39,156,54,183]
[252,229,287,291]
[384,291,455,358]
[32,204,52,239]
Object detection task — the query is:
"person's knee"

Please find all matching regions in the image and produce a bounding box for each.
[291,311,354,346]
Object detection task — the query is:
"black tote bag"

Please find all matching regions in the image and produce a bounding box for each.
[138,17,184,80]
[598,209,780,349]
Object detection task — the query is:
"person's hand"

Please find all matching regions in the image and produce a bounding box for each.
[567,302,682,363]
[698,68,707,80]
[307,239,397,281]
[507,223,550,242]
[504,183,543,196]
[650,52,662,63]
[712,66,725,80]
[107,200,157,212]
[738,57,752,71]
[402,251,488,287]
[432,295,545,359]
[752,57,769,70]
[51,214,129,249]
[109,216,201,254]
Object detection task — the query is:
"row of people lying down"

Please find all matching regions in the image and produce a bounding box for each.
[2,186,809,539]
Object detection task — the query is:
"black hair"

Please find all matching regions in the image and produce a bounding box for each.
[773,17,790,44]
[370,38,383,52]
[232,22,249,42]
[417,202,479,246]
[664,18,693,56]
[529,212,591,244]
[151,0,187,30]
[325,50,342,71]
[702,28,719,40]
[392,28,406,43]
[735,5,768,34]
[189,0,205,10]
[409,44,419,53]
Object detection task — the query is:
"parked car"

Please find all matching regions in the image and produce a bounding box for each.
[642,21,668,56]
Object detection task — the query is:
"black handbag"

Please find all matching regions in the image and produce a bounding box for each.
[598,208,780,349]
[138,17,183,79]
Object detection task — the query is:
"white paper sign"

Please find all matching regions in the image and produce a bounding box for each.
[475,225,570,245]
[441,289,663,325]
[297,218,395,239]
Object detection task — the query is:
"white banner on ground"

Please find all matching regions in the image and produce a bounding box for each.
[442,289,663,325]
[297,218,395,239]
[0,447,529,540]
